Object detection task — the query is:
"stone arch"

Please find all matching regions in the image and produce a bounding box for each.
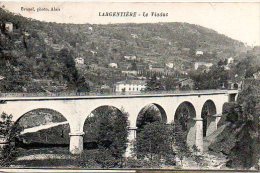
[201,100,217,137]
[14,108,71,147]
[82,105,126,149]
[83,105,123,122]
[174,101,196,148]
[136,103,167,129]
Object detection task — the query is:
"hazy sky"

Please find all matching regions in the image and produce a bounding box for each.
[2,2,260,46]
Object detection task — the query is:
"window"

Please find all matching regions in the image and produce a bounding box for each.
[137,88,139,91]
[129,88,131,91]
[133,88,135,91]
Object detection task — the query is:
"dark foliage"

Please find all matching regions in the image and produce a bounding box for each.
[134,122,175,165]
[209,80,260,169]
[0,112,22,167]
[83,106,129,166]
[145,74,165,91]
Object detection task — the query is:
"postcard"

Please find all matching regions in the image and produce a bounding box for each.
[0,1,259,172]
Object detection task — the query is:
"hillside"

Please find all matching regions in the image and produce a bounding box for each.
[208,79,260,169]
[0,8,249,93]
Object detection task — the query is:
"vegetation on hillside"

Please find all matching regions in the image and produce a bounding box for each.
[190,54,259,90]
[0,7,252,93]
[209,79,260,169]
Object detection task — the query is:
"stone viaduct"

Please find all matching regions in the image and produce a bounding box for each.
[0,90,239,156]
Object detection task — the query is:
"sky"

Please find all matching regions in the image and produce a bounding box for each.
[2,2,260,46]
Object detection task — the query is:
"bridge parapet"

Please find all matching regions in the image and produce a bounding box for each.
[0,89,239,99]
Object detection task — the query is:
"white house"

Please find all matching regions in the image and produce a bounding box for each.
[227,57,234,64]
[165,62,174,69]
[253,71,260,79]
[4,22,13,33]
[130,34,138,38]
[194,62,213,70]
[122,70,138,76]
[90,50,97,56]
[75,57,84,65]
[88,26,93,31]
[196,50,204,56]
[0,75,5,80]
[124,55,137,61]
[108,63,118,68]
[115,80,146,93]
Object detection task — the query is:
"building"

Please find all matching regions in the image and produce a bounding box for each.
[90,50,97,56]
[196,50,204,56]
[124,55,137,61]
[150,67,165,73]
[122,70,138,76]
[253,71,260,79]
[227,57,234,64]
[224,66,230,70]
[23,31,30,37]
[194,62,213,70]
[120,62,132,70]
[108,63,118,68]
[165,62,174,69]
[149,65,165,71]
[130,34,138,38]
[0,75,5,81]
[148,64,174,76]
[115,80,146,93]
[75,57,85,65]
[51,44,64,52]
[4,22,13,33]
[100,84,112,93]
[88,26,93,31]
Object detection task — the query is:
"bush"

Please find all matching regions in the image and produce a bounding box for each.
[76,149,122,168]
[222,102,242,124]
[0,112,22,166]
[83,107,129,166]
[134,122,175,164]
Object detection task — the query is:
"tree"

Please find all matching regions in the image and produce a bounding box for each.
[145,74,164,91]
[59,48,79,85]
[76,77,90,93]
[192,145,204,167]
[190,64,229,90]
[162,76,178,91]
[235,54,259,79]
[0,112,22,166]
[136,105,162,130]
[215,80,260,169]
[134,122,175,165]
[226,80,260,169]
[172,122,191,166]
[131,62,137,71]
[83,107,129,167]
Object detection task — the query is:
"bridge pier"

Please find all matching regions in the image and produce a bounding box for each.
[125,127,137,157]
[206,114,222,136]
[69,132,84,155]
[194,118,203,153]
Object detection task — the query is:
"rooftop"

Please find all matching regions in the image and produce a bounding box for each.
[116,80,146,85]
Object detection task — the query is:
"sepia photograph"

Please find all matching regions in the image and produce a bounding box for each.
[0,1,259,172]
